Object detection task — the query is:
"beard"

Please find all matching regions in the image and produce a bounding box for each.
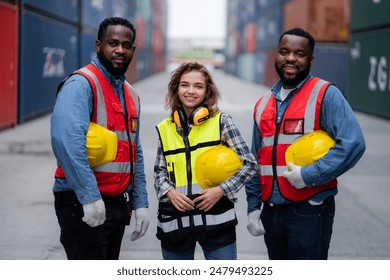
[275,62,311,88]
[97,51,130,78]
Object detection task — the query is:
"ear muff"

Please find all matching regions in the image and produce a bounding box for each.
[189,106,210,125]
[173,109,187,128]
[173,107,210,127]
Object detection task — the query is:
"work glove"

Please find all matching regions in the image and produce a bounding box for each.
[283,162,306,189]
[131,208,150,241]
[82,198,106,227]
[247,209,265,236]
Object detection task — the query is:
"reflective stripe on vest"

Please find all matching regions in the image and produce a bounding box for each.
[156,113,236,233]
[54,64,139,196]
[254,77,337,202]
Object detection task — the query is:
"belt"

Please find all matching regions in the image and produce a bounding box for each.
[54,190,129,203]
[265,196,334,208]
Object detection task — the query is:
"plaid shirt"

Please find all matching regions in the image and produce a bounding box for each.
[154,112,258,203]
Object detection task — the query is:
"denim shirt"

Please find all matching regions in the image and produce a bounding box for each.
[246,73,366,213]
[51,56,149,210]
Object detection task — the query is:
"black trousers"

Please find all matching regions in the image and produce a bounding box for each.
[54,191,130,260]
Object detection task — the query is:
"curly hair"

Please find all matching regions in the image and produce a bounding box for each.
[165,61,221,119]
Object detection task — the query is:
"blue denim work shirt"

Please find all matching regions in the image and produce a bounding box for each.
[246,73,366,213]
[51,56,149,210]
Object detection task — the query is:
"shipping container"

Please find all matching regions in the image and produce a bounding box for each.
[0,1,18,130]
[256,0,289,17]
[135,49,152,81]
[238,53,256,82]
[284,0,350,43]
[350,0,390,32]
[79,27,97,67]
[237,0,256,28]
[223,56,238,76]
[311,43,349,94]
[18,10,79,123]
[264,49,279,87]
[19,0,79,24]
[255,5,283,51]
[346,28,390,119]
[81,0,111,30]
[254,50,266,84]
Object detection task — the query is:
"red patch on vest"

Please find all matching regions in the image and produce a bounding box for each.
[284,118,304,134]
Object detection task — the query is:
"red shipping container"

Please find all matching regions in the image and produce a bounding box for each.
[0,1,18,130]
[284,0,350,43]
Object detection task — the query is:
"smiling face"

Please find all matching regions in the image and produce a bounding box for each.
[275,34,314,89]
[96,24,135,78]
[177,70,207,117]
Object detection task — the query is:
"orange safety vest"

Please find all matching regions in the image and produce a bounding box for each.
[55,64,139,196]
[254,77,337,202]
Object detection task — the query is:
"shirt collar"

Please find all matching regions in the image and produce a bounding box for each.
[271,73,313,99]
[91,56,126,86]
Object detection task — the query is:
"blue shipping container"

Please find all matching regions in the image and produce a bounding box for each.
[80,28,97,67]
[81,0,111,29]
[20,0,79,24]
[255,5,283,51]
[311,43,349,94]
[18,10,78,122]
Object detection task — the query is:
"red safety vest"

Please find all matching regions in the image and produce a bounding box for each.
[254,77,337,202]
[55,64,139,196]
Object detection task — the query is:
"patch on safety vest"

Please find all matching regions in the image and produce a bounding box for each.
[284,118,304,134]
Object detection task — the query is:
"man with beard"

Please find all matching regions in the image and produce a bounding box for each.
[245,28,365,259]
[51,17,149,260]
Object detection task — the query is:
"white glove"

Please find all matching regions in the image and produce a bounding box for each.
[283,162,306,189]
[82,198,106,227]
[131,208,150,241]
[247,209,265,236]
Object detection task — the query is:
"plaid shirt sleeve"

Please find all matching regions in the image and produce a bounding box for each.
[219,113,258,202]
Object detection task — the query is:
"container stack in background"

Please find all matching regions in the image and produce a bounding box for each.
[0,0,167,129]
[347,0,390,119]
[224,0,390,119]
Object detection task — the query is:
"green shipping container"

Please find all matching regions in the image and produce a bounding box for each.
[350,0,390,32]
[346,28,390,119]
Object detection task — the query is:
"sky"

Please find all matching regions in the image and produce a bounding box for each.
[167,0,227,39]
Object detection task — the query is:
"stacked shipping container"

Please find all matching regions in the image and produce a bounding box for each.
[224,0,350,92]
[0,0,167,129]
[346,0,390,119]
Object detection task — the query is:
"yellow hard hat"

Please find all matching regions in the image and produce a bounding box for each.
[195,145,242,189]
[86,122,118,167]
[285,130,335,168]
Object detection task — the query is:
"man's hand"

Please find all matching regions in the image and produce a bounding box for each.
[130,208,150,241]
[247,209,265,236]
[82,198,106,227]
[167,188,195,212]
[283,162,306,189]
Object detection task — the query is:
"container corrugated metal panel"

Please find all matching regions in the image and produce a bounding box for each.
[81,0,111,29]
[223,56,238,76]
[135,49,152,81]
[110,0,135,22]
[255,5,283,51]
[256,0,289,16]
[311,43,349,94]
[350,0,390,32]
[79,28,97,67]
[237,0,257,28]
[0,1,18,130]
[254,50,266,84]
[346,28,390,119]
[238,53,256,81]
[136,0,153,50]
[225,31,240,57]
[18,10,79,123]
[20,0,79,24]
[244,22,256,53]
[264,49,279,87]
[284,0,350,43]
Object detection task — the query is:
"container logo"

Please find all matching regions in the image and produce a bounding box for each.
[368,56,389,92]
[42,47,65,78]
